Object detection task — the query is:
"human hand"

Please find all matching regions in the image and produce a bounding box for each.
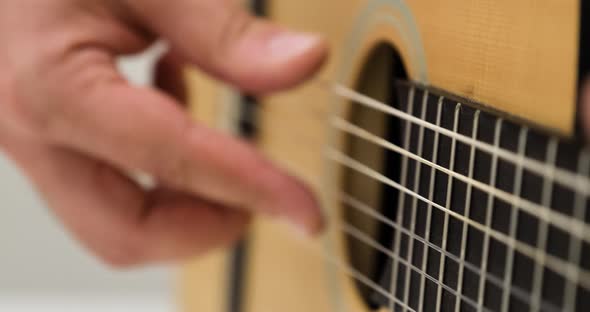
[0,0,327,267]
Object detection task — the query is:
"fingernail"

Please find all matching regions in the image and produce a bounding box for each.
[267,32,322,61]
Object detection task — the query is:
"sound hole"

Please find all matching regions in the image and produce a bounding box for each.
[342,43,407,309]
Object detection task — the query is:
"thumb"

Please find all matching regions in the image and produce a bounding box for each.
[124,0,328,93]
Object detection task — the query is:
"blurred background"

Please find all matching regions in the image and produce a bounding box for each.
[0,45,177,312]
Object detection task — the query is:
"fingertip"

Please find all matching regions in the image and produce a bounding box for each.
[292,181,325,237]
[223,26,329,93]
[265,175,325,238]
[267,32,325,62]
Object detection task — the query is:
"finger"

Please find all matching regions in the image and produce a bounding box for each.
[33,49,322,235]
[2,135,250,266]
[123,0,328,93]
[155,51,187,104]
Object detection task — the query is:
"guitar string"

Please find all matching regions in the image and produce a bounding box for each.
[288,216,502,312]
[310,234,417,312]
[259,158,418,311]
[329,80,590,308]
[336,86,548,310]
[249,81,588,310]
[339,222,491,312]
[500,127,528,312]
[338,193,559,311]
[254,84,590,244]
[334,105,570,310]
[330,84,590,242]
[455,108,480,312]
[327,149,590,292]
[284,86,474,310]
[331,82,590,198]
[330,116,590,247]
[340,220,562,312]
[329,97,585,310]
[417,94,443,312]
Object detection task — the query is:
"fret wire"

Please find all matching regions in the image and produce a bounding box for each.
[340,222,492,312]
[477,118,504,309]
[438,103,461,311]
[438,103,461,312]
[402,89,429,312]
[389,86,416,311]
[326,149,590,291]
[455,109,479,312]
[332,83,590,200]
[339,192,563,312]
[564,151,590,311]
[330,116,590,244]
[500,127,528,312]
[418,96,444,312]
[531,138,559,311]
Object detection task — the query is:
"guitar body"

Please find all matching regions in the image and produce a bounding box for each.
[182,1,589,311]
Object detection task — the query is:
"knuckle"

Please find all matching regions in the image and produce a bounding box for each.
[12,67,66,137]
[12,51,62,133]
[0,65,46,138]
[19,90,67,137]
[15,48,117,138]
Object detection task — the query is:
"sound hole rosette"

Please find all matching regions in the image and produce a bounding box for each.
[319,2,430,310]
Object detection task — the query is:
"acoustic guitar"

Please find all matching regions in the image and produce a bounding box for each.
[181,0,589,311]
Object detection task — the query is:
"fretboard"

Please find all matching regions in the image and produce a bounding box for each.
[329,80,590,312]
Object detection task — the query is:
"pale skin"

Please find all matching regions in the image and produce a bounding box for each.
[0,0,328,267]
[0,1,588,269]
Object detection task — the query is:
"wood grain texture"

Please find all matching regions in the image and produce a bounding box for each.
[243,219,336,312]
[262,0,579,134]
[409,0,579,135]
[180,251,229,312]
